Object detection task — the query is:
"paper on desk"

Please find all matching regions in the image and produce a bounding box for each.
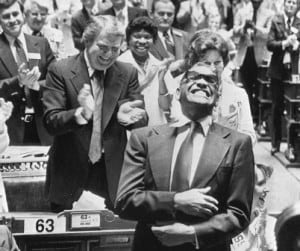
[72,190,106,210]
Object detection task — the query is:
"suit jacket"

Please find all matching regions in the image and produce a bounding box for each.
[150,28,189,61]
[102,6,148,23]
[71,7,94,51]
[43,52,147,208]
[0,33,55,145]
[233,4,274,67]
[116,123,255,251]
[267,13,300,80]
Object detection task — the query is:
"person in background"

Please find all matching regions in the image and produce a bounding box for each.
[23,0,66,59]
[115,63,255,251]
[231,164,277,251]
[0,0,55,146]
[118,16,174,125]
[102,0,148,28]
[71,0,102,51]
[43,15,147,213]
[267,0,300,160]
[233,0,274,125]
[149,0,188,68]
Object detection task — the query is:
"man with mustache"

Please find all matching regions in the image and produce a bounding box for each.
[115,63,255,251]
[0,0,55,145]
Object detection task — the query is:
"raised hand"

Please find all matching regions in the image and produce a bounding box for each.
[77,84,94,121]
[117,100,146,126]
[174,187,219,217]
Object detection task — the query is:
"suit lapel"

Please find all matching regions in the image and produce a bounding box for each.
[148,126,176,191]
[191,123,230,187]
[102,63,123,131]
[172,31,184,59]
[70,53,90,93]
[152,37,169,59]
[24,34,41,69]
[0,34,18,76]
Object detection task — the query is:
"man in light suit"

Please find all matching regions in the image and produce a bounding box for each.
[233,0,274,124]
[267,0,300,160]
[0,0,55,145]
[116,63,255,251]
[43,15,148,212]
[149,0,188,63]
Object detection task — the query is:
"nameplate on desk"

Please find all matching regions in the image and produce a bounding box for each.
[23,215,66,234]
[291,74,300,83]
[70,211,101,230]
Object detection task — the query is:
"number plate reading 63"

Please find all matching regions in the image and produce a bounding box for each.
[24,217,64,234]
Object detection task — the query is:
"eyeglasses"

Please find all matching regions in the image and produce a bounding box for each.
[30,12,48,18]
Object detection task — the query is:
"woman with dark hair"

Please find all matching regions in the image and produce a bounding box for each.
[161,29,257,144]
[118,16,174,126]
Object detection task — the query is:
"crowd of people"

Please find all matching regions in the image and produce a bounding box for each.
[0,0,299,250]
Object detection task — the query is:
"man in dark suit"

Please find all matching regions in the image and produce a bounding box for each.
[149,0,188,62]
[43,15,148,212]
[115,63,255,251]
[71,0,98,51]
[0,0,55,145]
[102,0,148,27]
[267,0,300,160]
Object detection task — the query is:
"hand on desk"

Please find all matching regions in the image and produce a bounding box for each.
[18,64,41,90]
[151,223,195,246]
[174,187,219,217]
[117,100,146,126]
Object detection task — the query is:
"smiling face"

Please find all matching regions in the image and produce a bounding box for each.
[128,29,153,58]
[86,32,122,71]
[25,3,48,32]
[0,1,24,38]
[176,64,219,120]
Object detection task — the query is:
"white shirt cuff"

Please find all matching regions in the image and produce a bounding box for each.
[75,107,88,125]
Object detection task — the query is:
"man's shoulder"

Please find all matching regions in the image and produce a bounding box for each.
[131,124,171,138]
[212,123,252,143]
[128,6,148,15]
[172,27,187,37]
[113,60,137,72]
[50,54,80,72]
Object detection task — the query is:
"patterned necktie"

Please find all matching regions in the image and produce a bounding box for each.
[15,38,33,108]
[163,31,175,56]
[117,11,125,25]
[171,122,202,191]
[88,70,104,164]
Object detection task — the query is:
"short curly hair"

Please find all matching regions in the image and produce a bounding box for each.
[126,16,158,44]
[184,29,229,70]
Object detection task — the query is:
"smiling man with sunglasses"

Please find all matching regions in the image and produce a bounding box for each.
[115,63,255,251]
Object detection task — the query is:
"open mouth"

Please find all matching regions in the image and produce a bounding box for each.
[189,85,210,97]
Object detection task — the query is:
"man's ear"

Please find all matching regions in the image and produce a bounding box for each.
[175,88,180,101]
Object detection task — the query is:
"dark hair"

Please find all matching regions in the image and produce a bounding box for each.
[184,29,229,70]
[82,15,124,46]
[0,0,24,13]
[151,0,175,13]
[126,16,158,44]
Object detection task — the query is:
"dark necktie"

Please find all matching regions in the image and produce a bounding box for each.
[14,39,33,108]
[163,31,175,56]
[32,30,42,37]
[287,17,292,35]
[89,70,104,164]
[171,122,202,191]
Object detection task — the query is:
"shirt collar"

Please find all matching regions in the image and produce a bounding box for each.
[158,29,172,38]
[113,2,128,16]
[23,23,44,36]
[171,114,212,136]
[5,31,26,47]
[284,13,294,25]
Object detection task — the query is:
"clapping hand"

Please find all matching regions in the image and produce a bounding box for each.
[151,223,195,246]
[174,187,219,217]
[18,64,41,90]
[77,84,94,121]
[0,98,13,132]
[117,100,146,126]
